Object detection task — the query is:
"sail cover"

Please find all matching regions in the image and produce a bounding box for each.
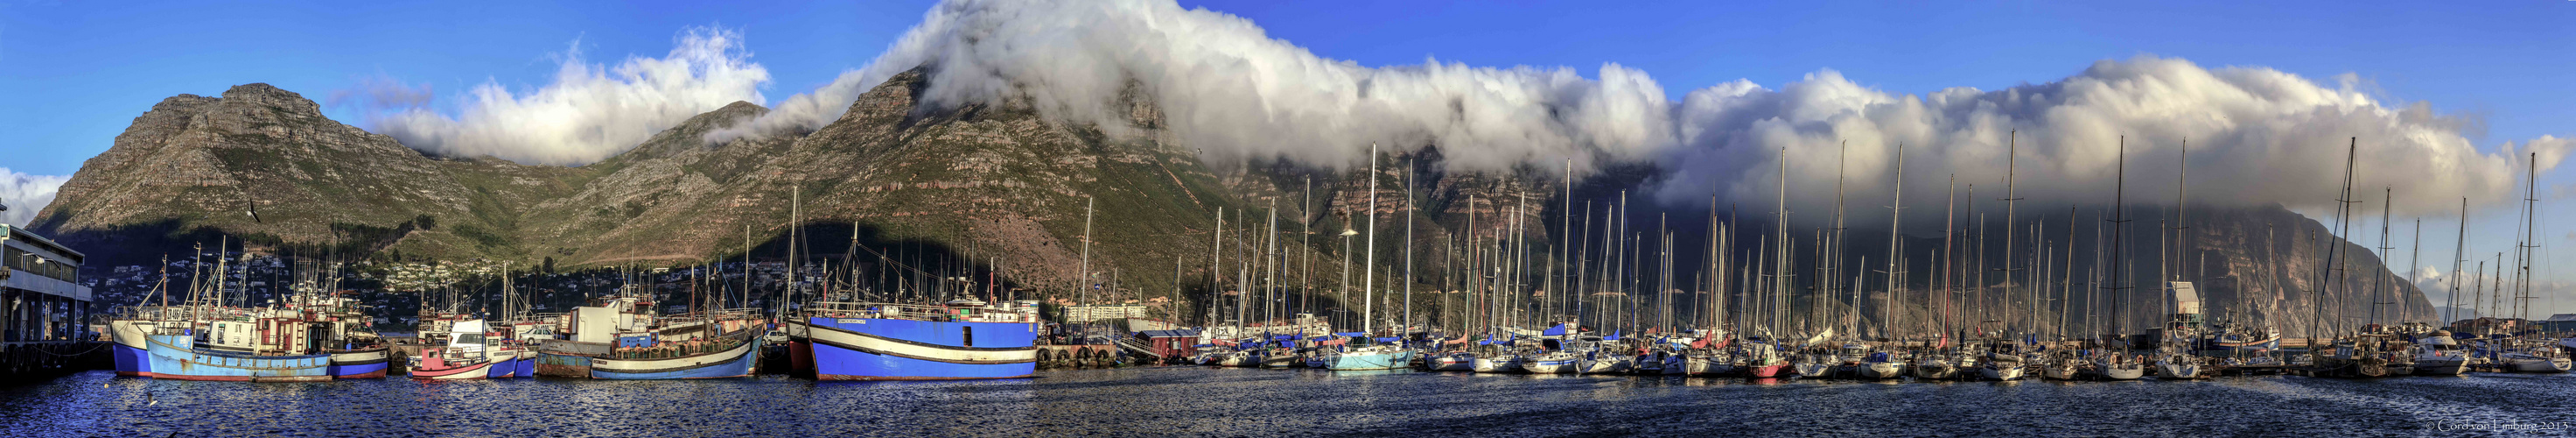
[1543,323,1572,336]
[2170,281,2203,315]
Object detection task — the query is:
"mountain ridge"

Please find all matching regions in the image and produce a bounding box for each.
[32,72,2439,335]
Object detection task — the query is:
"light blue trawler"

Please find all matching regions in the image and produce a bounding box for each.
[106,252,382,382]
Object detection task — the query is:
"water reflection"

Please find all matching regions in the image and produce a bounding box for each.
[5,368,2574,436]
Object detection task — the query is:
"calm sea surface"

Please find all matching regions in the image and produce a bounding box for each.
[6,368,2574,437]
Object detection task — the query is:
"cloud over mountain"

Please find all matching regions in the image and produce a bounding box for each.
[367,27,770,166]
[716,0,1676,173]
[717,0,2563,224]
[1658,56,2570,223]
[0,168,66,227]
[354,0,2564,227]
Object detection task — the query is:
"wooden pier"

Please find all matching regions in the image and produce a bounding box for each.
[0,225,99,379]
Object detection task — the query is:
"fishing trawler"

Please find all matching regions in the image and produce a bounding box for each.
[534,288,766,379]
[410,318,508,380]
[783,298,1040,380]
[106,253,371,382]
[107,305,334,382]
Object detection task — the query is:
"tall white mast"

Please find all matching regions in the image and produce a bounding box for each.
[1885,143,1907,341]
[1363,143,1380,335]
[1078,196,1094,307]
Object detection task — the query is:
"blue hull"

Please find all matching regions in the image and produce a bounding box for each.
[810,343,1032,379]
[803,317,1037,380]
[1328,350,1416,371]
[329,362,388,378]
[140,335,332,382]
[485,357,522,378]
[516,357,536,378]
[113,343,151,376]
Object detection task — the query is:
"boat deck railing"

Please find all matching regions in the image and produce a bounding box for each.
[800,301,1036,323]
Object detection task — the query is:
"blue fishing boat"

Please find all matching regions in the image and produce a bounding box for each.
[136,333,332,382]
[107,256,384,381]
[327,346,391,379]
[785,299,1040,380]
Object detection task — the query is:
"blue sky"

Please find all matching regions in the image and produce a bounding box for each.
[4,1,2567,174]
[1,0,2570,314]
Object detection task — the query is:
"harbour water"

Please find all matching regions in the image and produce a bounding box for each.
[8,368,2574,436]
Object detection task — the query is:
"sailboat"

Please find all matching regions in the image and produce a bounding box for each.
[1522,350,1578,374]
[1858,348,1904,379]
[2040,349,2082,380]
[1326,144,1418,371]
[2154,282,2208,380]
[1423,350,1475,371]
[2499,152,2572,374]
[1980,350,2028,381]
[1471,344,1523,373]
[1911,350,1958,380]
[1861,141,1909,382]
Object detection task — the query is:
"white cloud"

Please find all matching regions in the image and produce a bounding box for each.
[712,0,1675,173]
[368,26,771,166]
[0,168,66,227]
[1656,56,2572,226]
[718,0,2567,224]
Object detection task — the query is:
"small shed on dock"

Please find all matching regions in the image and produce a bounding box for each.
[1136,329,1200,358]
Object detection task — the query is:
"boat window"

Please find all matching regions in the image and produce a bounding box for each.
[963,327,974,347]
[458,334,485,344]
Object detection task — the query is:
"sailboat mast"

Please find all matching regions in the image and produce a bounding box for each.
[2311,138,2357,343]
[1885,143,1907,343]
[2061,206,2076,341]
[1362,143,1379,336]
[2446,199,2468,323]
[1403,159,1415,337]
[1831,140,1848,342]
[1774,146,1790,344]
[1212,207,1223,328]
[2370,188,2393,325]
[2514,152,2538,324]
[2002,131,2020,340]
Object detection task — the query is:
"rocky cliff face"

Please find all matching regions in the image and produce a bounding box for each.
[37,74,2436,336]
[32,84,582,257]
